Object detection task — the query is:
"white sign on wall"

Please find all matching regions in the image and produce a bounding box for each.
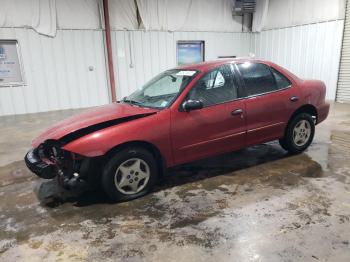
[0,40,25,86]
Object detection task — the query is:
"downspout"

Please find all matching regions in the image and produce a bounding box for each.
[102,0,117,102]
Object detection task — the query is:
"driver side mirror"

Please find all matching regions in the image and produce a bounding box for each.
[182,99,203,112]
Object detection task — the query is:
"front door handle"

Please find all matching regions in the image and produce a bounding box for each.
[231,109,243,116]
[290,96,299,102]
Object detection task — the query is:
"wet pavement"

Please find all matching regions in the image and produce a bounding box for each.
[0,103,350,261]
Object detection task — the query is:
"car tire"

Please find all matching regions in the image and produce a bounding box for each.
[278,137,288,151]
[102,147,158,202]
[279,113,315,154]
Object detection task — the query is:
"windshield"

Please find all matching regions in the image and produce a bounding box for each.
[122,69,198,109]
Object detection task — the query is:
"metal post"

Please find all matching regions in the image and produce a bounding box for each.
[103,0,117,102]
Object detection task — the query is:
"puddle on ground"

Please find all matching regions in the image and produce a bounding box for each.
[1,126,350,261]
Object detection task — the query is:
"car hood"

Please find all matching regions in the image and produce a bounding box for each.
[32,103,159,147]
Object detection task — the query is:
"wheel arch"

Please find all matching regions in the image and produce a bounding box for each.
[105,140,166,177]
[289,104,318,124]
[283,104,317,138]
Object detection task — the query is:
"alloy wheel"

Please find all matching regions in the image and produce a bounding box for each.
[114,158,150,195]
[292,119,311,147]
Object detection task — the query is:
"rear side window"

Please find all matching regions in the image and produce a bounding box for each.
[237,63,277,96]
[271,68,291,89]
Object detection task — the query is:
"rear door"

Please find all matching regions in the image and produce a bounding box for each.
[236,62,301,146]
[171,64,246,165]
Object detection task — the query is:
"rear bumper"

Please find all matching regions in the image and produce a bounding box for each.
[317,102,330,124]
[24,149,57,179]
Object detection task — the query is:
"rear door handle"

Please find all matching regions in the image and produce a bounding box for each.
[290,96,299,102]
[231,109,243,116]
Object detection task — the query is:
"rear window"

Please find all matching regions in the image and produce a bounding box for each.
[237,63,277,96]
[271,68,291,89]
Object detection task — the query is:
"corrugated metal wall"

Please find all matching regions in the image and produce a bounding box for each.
[111,30,251,98]
[337,0,350,102]
[250,20,344,100]
[0,29,251,116]
[0,28,109,116]
[0,21,346,116]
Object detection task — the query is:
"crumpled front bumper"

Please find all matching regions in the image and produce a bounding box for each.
[24,149,57,179]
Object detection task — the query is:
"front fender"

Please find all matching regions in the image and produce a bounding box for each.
[63,130,110,157]
[62,110,173,166]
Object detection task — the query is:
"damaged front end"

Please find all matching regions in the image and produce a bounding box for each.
[25,139,98,189]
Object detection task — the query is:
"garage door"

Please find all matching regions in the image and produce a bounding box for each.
[337,0,350,102]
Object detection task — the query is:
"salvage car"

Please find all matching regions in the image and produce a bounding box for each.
[25,59,330,201]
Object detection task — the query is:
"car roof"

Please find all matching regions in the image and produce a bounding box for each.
[175,58,274,72]
[174,58,301,84]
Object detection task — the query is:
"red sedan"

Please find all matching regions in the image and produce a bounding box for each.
[25,59,330,201]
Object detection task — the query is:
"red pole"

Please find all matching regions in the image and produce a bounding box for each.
[103,0,117,102]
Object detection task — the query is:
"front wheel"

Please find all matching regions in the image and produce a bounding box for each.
[102,147,158,202]
[279,113,315,154]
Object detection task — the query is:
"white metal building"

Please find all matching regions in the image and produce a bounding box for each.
[2,2,350,260]
[0,0,347,116]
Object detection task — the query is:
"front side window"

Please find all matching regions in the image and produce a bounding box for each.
[271,67,291,89]
[123,69,197,108]
[237,62,277,96]
[186,64,238,107]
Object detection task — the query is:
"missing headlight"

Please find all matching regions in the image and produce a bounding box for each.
[38,139,66,162]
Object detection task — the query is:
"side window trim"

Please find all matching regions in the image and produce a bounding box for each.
[231,63,247,98]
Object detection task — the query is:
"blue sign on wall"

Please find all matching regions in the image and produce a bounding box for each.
[177,41,205,66]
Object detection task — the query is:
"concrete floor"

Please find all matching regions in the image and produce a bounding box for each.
[0,103,350,262]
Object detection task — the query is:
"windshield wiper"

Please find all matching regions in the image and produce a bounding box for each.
[122,98,142,106]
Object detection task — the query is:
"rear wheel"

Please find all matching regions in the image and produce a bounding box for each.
[102,147,158,202]
[279,113,315,154]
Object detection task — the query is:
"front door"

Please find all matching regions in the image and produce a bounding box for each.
[171,64,246,165]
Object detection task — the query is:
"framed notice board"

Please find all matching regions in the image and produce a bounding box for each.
[0,40,25,87]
